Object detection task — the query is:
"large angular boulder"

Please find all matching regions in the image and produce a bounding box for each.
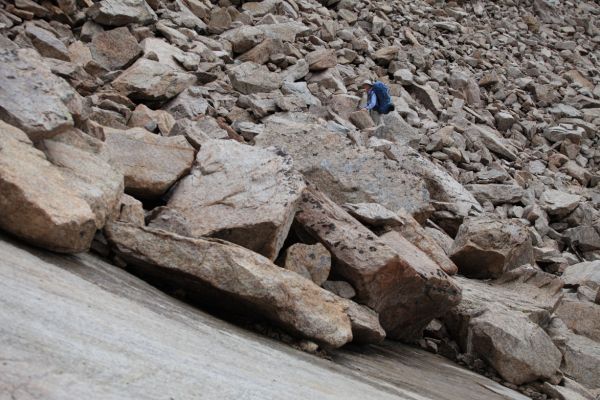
[469,311,562,385]
[562,261,600,303]
[444,270,564,385]
[102,127,195,198]
[306,49,337,71]
[112,58,196,101]
[343,203,458,275]
[540,189,582,218]
[548,318,600,390]
[156,140,305,260]
[227,62,282,95]
[105,222,384,347]
[555,295,600,341]
[255,114,432,221]
[87,0,158,26]
[377,142,482,225]
[25,24,70,61]
[295,187,462,340]
[0,49,79,141]
[43,139,124,230]
[465,184,524,205]
[450,216,534,279]
[0,121,96,253]
[89,27,141,72]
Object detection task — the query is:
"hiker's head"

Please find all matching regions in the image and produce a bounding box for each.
[361,79,373,91]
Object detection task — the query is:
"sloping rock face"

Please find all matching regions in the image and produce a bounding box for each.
[102,126,194,198]
[255,115,432,221]
[157,140,305,260]
[105,221,384,347]
[0,121,97,253]
[0,234,528,400]
[450,216,534,279]
[0,49,78,141]
[295,186,461,340]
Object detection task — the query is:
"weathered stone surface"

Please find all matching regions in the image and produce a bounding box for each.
[466,125,518,162]
[281,243,331,286]
[0,49,77,140]
[158,140,305,260]
[87,0,158,26]
[555,295,600,342]
[111,193,145,225]
[306,49,337,71]
[102,127,195,198]
[89,27,141,72]
[560,332,600,390]
[128,104,174,134]
[381,143,482,219]
[323,280,356,299]
[0,121,96,253]
[444,270,563,385]
[343,203,458,275]
[562,261,600,299]
[540,189,581,218]
[43,138,124,230]
[228,62,282,95]
[0,233,529,400]
[105,222,359,347]
[221,26,265,53]
[295,186,462,340]
[468,310,561,385]
[465,184,524,205]
[25,24,70,61]
[255,115,432,221]
[238,38,284,65]
[112,58,196,101]
[450,216,534,279]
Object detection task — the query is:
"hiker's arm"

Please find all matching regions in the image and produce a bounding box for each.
[363,92,376,110]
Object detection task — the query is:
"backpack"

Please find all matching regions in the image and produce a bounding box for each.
[371,81,394,114]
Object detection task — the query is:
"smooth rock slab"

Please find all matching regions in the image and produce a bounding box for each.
[0,49,76,140]
[105,222,357,348]
[112,58,196,101]
[0,233,527,400]
[159,140,305,260]
[87,0,158,26]
[0,121,96,253]
[102,127,195,198]
[295,187,461,340]
[450,216,534,279]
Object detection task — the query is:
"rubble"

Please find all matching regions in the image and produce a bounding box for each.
[1,0,600,393]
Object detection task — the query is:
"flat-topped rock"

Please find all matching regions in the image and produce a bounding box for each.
[157,140,305,260]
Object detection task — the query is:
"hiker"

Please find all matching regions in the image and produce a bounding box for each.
[361,80,395,125]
